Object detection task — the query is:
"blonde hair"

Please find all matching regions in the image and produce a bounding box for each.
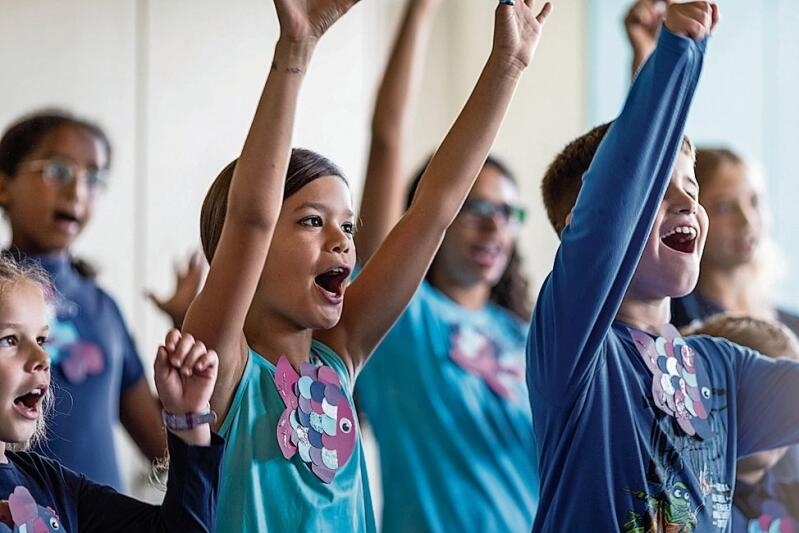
[683,313,799,361]
[0,254,55,450]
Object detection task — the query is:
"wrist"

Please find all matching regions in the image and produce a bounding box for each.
[486,51,525,81]
[162,407,217,431]
[274,37,316,70]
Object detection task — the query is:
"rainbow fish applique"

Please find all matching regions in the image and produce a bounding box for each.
[47,319,104,385]
[0,486,65,533]
[628,324,712,438]
[274,355,356,483]
[449,324,524,400]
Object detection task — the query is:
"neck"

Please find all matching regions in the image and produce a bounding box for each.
[616,295,671,335]
[10,242,68,260]
[696,264,776,318]
[243,304,315,369]
[428,270,491,311]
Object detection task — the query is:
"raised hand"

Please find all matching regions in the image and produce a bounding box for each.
[665,1,719,41]
[274,0,362,43]
[625,0,666,57]
[155,329,218,419]
[146,250,205,328]
[492,0,552,74]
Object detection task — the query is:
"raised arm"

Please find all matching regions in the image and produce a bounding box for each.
[181,0,359,423]
[355,0,442,264]
[326,0,552,373]
[529,2,719,399]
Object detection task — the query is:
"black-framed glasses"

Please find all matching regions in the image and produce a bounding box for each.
[17,159,109,192]
[459,198,526,228]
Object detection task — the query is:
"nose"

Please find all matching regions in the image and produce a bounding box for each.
[61,172,91,202]
[328,226,352,254]
[25,343,50,374]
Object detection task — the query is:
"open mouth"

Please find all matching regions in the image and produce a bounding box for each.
[14,386,46,415]
[314,267,351,298]
[54,210,80,225]
[661,226,698,254]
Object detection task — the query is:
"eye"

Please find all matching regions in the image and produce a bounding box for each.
[50,517,60,530]
[42,160,75,184]
[85,168,109,190]
[342,222,355,235]
[37,336,50,347]
[299,215,323,228]
[0,335,18,347]
[339,417,353,434]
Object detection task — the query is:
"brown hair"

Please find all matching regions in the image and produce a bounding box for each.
[0,253,56,450]
[683,313,799,361]
[694,148,744,188]
[406,155,532,321]
[541,122,695,236]
[200,148,347,262]
[0,110,109,280]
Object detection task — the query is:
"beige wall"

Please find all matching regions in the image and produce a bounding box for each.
[0,0,585,496]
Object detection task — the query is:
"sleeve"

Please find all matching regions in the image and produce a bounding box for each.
[527,27,707,405]
[77,431,224,533]
[730,343,799,457]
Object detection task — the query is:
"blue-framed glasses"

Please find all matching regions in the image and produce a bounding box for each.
[459,198,526,228]
[17,159,108,192]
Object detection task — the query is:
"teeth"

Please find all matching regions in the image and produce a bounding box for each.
[661,226,697,239]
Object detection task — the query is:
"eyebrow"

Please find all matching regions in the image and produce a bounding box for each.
[296,202,355,218]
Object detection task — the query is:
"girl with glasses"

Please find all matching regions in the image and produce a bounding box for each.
[0,111,166,491]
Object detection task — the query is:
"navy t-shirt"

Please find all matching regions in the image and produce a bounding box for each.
[6,250,145,490]
[0,432,223,533]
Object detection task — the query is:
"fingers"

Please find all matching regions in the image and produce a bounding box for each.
[164,328,183,353]
[709,2,720,33]
[180,340,210,376]
[665,1,716,41]
[153,345,172,382]
[536,2,552,24]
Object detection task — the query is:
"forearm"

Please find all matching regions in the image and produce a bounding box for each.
[357,1,438,263]
[227,38,315,229]
[412,51,523,227]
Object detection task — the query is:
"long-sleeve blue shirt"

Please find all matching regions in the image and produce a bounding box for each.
[527,27,799,532]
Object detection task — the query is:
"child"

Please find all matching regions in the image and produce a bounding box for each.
[354,1,537,531]
[181,0,551,531]
[670,148,799,334]
[685,314,799,532]
[0,254,223,532]
[527,2,799,531]
[0,111,165,490]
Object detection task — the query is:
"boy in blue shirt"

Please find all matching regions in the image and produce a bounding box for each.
[528,2,799,531]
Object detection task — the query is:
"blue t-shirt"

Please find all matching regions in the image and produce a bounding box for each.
[527,27,799,532]
[217,341,375,533]
[0,432,224,533]
[357,280,538,533]
[6,250,145,490]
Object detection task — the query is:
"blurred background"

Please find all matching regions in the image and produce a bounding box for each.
[1,0,797,496]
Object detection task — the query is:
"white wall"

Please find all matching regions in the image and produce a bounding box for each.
[0,0,586,496]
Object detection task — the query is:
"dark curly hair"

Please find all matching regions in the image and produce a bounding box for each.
[407,154,532,321]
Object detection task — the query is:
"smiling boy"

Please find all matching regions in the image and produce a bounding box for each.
[527,3,799,532]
